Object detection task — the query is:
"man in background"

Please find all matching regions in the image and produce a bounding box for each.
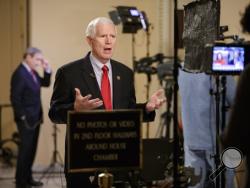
[10,47,52,188]
[49,17,165,188]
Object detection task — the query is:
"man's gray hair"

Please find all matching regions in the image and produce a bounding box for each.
[23,47,42,59]
[85,17,115,38]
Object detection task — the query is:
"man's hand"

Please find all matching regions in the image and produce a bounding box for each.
[74,88,103,111]
[41,58,50,70]
[41,58,51,72]
[146,89,166,112]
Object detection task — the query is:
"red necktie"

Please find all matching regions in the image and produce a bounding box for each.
[101,65,112,110]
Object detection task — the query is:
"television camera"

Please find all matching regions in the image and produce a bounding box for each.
[134,53,176,81]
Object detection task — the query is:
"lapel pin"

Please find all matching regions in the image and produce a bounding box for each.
[117,76,121,80]
[90,73,95,78]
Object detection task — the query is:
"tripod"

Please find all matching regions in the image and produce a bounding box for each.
[211,76,228,188]
[39,124,63,180]
[155,77,174,139]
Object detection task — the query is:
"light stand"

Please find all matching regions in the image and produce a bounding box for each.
[39,124,63,180]
[131,22,152,139]
[173,0,181,187]
[215,76,227,188]
[214,1,227,186]
[145,73,152,139]
[145,27,151,139]
[131,33,152,138]
[214,76,221,188]
[220,76,227,188]
[132,34,136,71]
[164,79,174,139]
[210,75,227,188]
[155,76,174,139]
[215,2,222,187]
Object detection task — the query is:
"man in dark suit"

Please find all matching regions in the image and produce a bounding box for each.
[48,17,165,188]
[10,47,52,188]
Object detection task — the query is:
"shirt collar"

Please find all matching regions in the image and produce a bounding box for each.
[22,61,32,72]
[90,52,111,71]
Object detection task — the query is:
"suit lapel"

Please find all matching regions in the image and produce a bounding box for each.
[21,64,40,89]
[111,61,122,109]
[80,54,104,109]
[80,55,123,110]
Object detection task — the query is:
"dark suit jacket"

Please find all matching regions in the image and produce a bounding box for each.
[49,52,155,124]
[222,65,250,188]
[11,64,51,123]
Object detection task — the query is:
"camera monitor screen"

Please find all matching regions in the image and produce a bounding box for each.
[212,46,245,74]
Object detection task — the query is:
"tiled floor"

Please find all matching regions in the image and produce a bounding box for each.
[0,162,66,188]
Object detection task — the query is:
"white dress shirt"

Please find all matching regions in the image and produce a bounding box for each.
[89,53,113,104]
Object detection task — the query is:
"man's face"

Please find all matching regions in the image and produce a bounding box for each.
[26,53,43,70]
[87,23,116,64]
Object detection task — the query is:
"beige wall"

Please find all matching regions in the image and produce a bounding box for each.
[1,0,250,167]
[0,0,27,144]
[221,0,250,41]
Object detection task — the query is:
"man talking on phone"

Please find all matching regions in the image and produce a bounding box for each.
[10,47,52,188]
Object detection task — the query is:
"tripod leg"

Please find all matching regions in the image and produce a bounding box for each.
[39,124,64,181]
